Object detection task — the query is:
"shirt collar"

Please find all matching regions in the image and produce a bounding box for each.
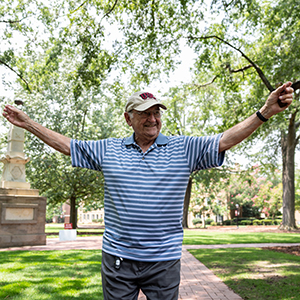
[124,132,169,146]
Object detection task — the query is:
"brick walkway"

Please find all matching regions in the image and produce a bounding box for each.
[2,236,299,300]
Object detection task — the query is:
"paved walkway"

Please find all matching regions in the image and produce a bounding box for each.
[1,237,300,300]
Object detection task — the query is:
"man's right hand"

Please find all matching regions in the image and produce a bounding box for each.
[2,104,71,156]
[2,105,30,129]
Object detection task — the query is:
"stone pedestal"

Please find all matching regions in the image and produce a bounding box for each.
[0,124,47,248]
[0,188,46,248]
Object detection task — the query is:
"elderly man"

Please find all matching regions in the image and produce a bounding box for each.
[2,82,293,300]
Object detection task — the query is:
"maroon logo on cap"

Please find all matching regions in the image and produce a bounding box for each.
[139,92,156,100]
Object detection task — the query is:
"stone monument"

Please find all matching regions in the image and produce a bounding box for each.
[0,117,47,248]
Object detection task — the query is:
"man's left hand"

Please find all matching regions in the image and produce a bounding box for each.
[261,82,294,119]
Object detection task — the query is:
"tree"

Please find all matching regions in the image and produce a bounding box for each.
[1,0,122,228]
[0,0,203,228]
[295,168,300,213]
[184,0,300,229]
[189,167,229,226]
[2,0,299,231]
[253,181,282,220]
[226,165,283,220]
[163,84,229,227]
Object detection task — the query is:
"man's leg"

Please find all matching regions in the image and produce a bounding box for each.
[139,259,181,300]
[101,251,140,300]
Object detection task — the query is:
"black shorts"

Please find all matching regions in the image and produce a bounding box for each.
[101,251,181,300]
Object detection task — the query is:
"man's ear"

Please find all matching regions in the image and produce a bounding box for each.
[124,112,132,126]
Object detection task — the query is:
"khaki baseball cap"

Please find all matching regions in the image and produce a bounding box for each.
[125,91,167,112]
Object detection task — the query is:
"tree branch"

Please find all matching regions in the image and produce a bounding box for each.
[69,0,89,14]
[0,59,31,92]
[225,63,253,73]
[191,75,218,89]
[190,65,252,90]
[291,80,300,91]
[102,0,119,20]
[0,15,32,24]
[187,35,274,91]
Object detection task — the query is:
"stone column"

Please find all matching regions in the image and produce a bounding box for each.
[1,124,30,189]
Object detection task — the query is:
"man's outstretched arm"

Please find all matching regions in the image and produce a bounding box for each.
[2,105,71,156]
[219,82,294,153]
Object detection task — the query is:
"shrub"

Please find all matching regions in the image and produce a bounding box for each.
[92,218,103,223]
[240,220,252,226]
[205,218,214,225]
[223,220,233,225]
[263,219,273,225]
[211,222,223,226]
[192,218,202,225]
[253,219,261,225]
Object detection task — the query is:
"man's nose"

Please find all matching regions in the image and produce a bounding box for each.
[148,112,156,122]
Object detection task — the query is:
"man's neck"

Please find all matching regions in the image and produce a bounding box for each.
[134,135,156,153]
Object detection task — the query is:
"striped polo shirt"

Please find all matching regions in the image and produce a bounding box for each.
[70,132,225,262]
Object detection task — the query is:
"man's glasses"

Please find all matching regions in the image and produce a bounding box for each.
[132,110,163,119]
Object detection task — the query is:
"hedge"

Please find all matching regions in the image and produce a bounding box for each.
[192,218,202,225]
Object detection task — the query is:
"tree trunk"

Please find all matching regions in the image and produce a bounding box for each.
[279,116,297,230]
[182,177,192,228]
[202,211,206,228]
[70,195,78,229]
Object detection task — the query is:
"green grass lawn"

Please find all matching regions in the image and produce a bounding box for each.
[2,229,300,299]
[0,250,102,300]
[183,229,300,245]
[189,247,300,300]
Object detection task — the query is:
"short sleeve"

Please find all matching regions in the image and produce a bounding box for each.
[183,133,225,172]
[70,139,108,171]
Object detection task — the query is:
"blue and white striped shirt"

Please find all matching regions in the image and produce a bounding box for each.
[71,133,225,261]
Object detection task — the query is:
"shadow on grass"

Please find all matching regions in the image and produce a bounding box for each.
[189,247,300,300]
[0,250,103,300]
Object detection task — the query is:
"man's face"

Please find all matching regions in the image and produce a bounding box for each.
[124,105,162,142]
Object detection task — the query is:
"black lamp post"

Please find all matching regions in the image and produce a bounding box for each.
[235,204,239,229]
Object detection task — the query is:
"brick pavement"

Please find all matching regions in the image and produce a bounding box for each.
[2,236,299,300]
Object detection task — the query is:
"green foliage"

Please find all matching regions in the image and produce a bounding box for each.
[210,221,222,226]
[227,165,282,219]
[189,166,230,222]
[223,219,233,225]
[1,0,300,230]
[252,219,281,226]
[186,0,300,171]
[252,219,260,226]
[92,219,103,223]
[205,218,214,225]
[192,218,202,225]
[240,220,252,226]
[46,203,62,223]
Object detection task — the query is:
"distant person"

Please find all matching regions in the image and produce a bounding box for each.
[2,83,293,299]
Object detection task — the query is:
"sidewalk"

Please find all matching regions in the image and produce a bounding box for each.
[2,237,299,300]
